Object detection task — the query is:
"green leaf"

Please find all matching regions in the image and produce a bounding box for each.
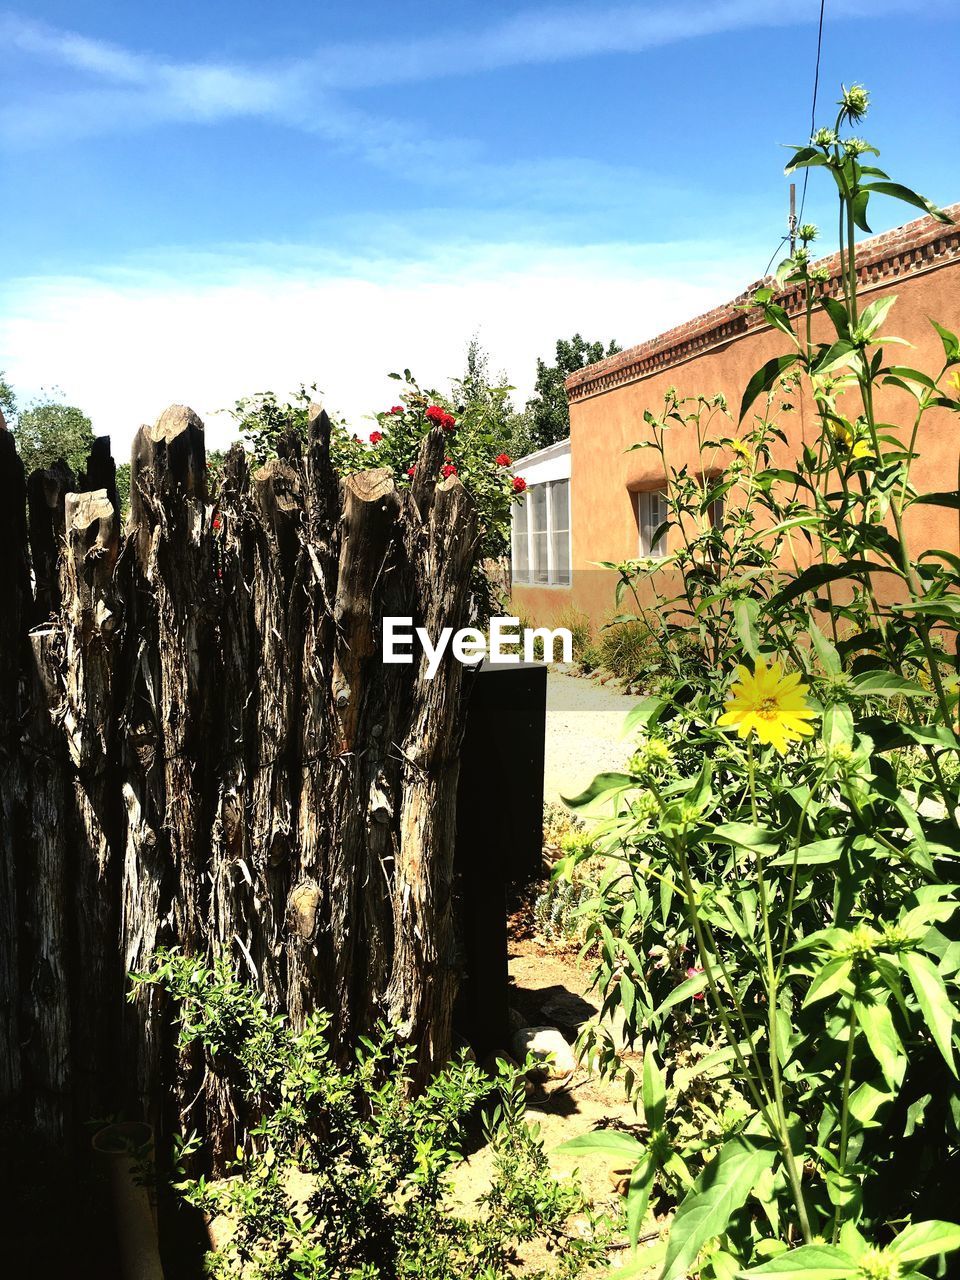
[910,491,960,510]
[848,1081,892,1126]
[821,703,854,755]
[738,1244,856,1280]
[851,189,872,233]
[734,598,761,659]
[848,671,934,698]
[559,1129,645,1158]
[660,1137,776,1280]
[901,951,958,1076]
[710,822,781,857]
[655,970,709,1014]
[562,772,634,811]
[820,295,851,340]
[813,340,857,376]
[854,998,905,1091]
[622,696,669,738]
[861,182,952,223]
[930,319,960,364]
[642,1048,667,1133]
[770,837,844,868]
[739,354,798,423]
[890,1221,960,1263]
[627,1153,656,1250]
[859,294,897,339]
[768,561,894,609]
[808,623,841,675]
[784,148,830,175]
[803,957,853,1006]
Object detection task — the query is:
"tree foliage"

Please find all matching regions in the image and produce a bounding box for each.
[526,334,621,451]
[12,397,94,476]
[0,370,16,425]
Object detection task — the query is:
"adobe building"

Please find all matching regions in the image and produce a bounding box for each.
[509,204,960,629]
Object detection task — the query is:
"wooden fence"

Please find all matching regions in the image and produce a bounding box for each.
[0,404,480,1167]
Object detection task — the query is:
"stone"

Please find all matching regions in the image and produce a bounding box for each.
[511,1025,576,1081]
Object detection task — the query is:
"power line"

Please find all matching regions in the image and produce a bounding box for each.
[761,0,827,278]
[797,0,827,228]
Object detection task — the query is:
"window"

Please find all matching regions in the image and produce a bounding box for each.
[511,479,571,587]
[636,487,668,558]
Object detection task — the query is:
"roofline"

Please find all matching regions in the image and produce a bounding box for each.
[565,203,960,404]
[512,437,571,468]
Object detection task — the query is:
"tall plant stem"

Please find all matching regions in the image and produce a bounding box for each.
[748,745,814,1243]
[832,1001,858,1243]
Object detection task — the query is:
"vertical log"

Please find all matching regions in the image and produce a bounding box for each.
[0,423,28,1103]
[121,406,212,1120]
[388,464,478,1084]
[27,460,75,621]
[60,486,121,1122]
[22,625,73,1140]
[285,408,340,1033]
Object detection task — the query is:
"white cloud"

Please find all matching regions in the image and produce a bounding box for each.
[2,1,936,151]
[0,238,760,458]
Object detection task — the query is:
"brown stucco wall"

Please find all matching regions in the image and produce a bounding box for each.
[512,206,960,629]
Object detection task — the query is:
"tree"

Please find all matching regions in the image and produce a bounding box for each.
[525,334,622,451]
[0,371,16,426]
[12,397,94,476]
[450,335,531,459]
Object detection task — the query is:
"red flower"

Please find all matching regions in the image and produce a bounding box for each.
[390,405,404,415]
[212,514,222,531]
[495,452,511,466]
[512,476,527,493]
[685,966,706,1000]
[369,431,383,445]
[425,404,445,424]
[407,465,416,478]
[440,412,456,431]
[441,462,458,478]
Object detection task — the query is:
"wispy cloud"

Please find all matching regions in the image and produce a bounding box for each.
[2,1,935,152]
[0,233,760,451]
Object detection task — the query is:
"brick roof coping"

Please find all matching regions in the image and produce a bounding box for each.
[566,203,960,403]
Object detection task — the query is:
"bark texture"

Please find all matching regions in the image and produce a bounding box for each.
[0,405,480,1155]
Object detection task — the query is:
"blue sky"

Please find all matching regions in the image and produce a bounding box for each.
[2,1,957,449]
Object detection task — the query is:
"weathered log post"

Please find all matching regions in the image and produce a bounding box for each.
[121,407,213,1121]
[60,483,122,1121]
[388,434,479,1085]
[22,627,72,1140]
[0,420,28,1105]
[27,459,75,622]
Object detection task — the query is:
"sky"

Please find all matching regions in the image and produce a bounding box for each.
[2,1,958,453]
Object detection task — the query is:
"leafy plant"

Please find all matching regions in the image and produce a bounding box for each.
[560,84,960,1277]
[135,951,609,1279]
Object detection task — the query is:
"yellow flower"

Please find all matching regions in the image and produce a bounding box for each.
[851,438,875,460]
[729,438,752,461]
[947,370,960,396]
[717,657,818,754]
[829,420,855,450]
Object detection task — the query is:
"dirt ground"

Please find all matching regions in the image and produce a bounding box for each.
[543,670,641,804]
[448,889,668,1277]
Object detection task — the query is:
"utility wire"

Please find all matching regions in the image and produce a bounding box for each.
[797,0,827,228]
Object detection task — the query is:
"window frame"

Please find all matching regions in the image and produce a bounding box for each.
[635,485,669,559]
[511,477,572,588]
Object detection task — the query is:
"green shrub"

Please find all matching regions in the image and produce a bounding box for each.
[134,952,610,1280]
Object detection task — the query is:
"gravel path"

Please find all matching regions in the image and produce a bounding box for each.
[543,669,641,803]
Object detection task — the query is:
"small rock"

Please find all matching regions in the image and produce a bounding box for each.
[511,1025,576,1081]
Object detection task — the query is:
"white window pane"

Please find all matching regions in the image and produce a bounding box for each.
[533,531,549,583]
[530,483,547,535]
[638,487,667,558]
[551,479,569,531]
